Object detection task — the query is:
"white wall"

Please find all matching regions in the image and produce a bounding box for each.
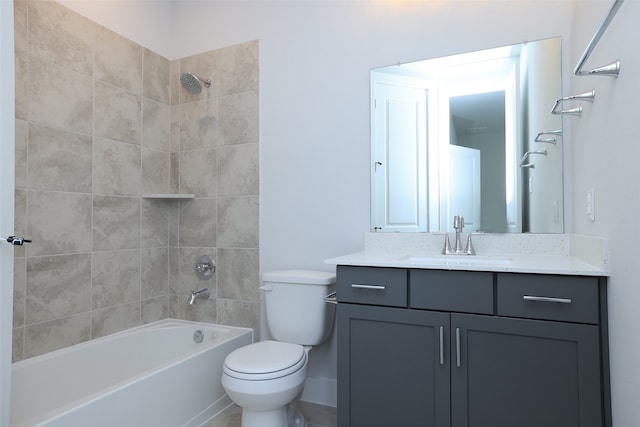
[569,1,640,425]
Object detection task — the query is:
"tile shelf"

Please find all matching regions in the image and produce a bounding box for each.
[142,194,195,200]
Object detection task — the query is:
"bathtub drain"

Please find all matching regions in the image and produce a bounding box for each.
[193,330,204,344]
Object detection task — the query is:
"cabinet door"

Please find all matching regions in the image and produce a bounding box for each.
[338,304,450,427]
[451,313,602,427]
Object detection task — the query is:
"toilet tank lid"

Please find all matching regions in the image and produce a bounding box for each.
[262,269,336,285]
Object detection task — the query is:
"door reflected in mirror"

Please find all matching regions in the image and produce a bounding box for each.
[371,37,563,234]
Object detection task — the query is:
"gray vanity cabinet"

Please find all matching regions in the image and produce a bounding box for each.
[336,266,610,427]
[337,303,451,427]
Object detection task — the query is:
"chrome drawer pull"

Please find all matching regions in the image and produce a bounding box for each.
[439,326,444,365]
[455,328,461,368]
[523,295,572,304]
[350,284,386,290]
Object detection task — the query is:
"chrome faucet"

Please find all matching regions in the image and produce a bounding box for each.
[187,288,210,305]
[453,215,465,254]
[440,215,477,255]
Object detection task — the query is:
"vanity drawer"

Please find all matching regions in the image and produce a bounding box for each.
[497,273,600,324]
[409,269,494,314]
[336,266,407,307]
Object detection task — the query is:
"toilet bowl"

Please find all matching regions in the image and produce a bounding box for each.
[222,341,309,427]
[220,270,336,427]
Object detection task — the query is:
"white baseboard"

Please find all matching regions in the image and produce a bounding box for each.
[301,376,337,407]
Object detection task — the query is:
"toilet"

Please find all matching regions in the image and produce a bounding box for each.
[221,270,336,427]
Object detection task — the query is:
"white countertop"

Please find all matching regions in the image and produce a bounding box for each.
[325,233,610,277]
[325,251,608,276]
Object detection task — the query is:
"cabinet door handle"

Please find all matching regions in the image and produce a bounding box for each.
[439,326,444,365]
[456,327,461,368]
[523,295,572,304]
[350,284,386,290]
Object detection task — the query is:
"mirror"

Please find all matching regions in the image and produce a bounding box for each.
[371,37,563,234]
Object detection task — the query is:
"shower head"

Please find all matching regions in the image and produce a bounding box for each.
[180,72,211,95]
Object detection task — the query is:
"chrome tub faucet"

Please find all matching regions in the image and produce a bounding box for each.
[187,288,210,305]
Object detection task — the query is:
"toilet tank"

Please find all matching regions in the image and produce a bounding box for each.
[261,270,336,346]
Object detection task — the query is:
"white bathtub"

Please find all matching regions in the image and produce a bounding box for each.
[10,319,253,427]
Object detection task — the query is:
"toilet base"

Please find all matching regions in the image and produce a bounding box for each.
[239,403,306,427]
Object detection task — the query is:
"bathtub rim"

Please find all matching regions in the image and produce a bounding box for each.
[11,318,254,427]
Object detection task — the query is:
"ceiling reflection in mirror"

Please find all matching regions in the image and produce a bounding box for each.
[371,37,563,234]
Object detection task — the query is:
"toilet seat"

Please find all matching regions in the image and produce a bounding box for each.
[223,340,307,381]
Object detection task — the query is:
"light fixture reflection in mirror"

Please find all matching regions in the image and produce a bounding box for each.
[371,37,563,234]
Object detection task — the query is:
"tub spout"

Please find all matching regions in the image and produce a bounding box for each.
[187,288,210,305]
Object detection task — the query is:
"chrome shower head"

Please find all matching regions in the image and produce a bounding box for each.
[180,72,211,95]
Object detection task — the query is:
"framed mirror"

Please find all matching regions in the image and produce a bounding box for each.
[371,37,563,234]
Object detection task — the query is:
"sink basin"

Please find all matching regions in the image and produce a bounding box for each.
[399,254,512,267]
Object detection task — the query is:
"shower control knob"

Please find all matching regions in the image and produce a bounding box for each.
[1,235,32,246]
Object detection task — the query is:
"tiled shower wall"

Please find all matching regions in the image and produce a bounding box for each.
[12,0,259,361]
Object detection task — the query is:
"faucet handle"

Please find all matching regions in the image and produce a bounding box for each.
[464,232,484,255]
[433,232,453,254]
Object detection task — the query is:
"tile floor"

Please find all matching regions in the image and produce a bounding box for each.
[203,401,336,427]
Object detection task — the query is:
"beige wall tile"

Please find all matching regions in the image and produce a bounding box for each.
[170,60,181,106]
[143,48,170,104]
[26,253,91,324]
[218,40,259,96]
[180,99,219,150]
[142,148,170,194]
[29,56,93,134]
[170,152,180,193]
[91,302,141,339]
[28,123,92,193]
[23,313,91,359]
[179,198,217,247]
[93,137,142,196]
[93,196,140,251]
[28,0,95,76]
[219,90,259,146]
[95,25,142,94]
[141,199,170,248]
[14,50,28,120]
[218,143,259,196]
[92,249,141,309]
[143,97,171,151]
[179,148,217,197]
[142,296,170,324]
[13,0,27,52]
[94,81,142,144]
[217,196,259,248]
[217,299,259,333]
[170,105,180,152]
[27,190,92,257]
[15,119,28,188]
[141,247,169,299]
[13,257,26,328]
[218,248,259,301]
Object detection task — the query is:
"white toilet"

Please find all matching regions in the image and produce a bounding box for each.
[221,270,336,427]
